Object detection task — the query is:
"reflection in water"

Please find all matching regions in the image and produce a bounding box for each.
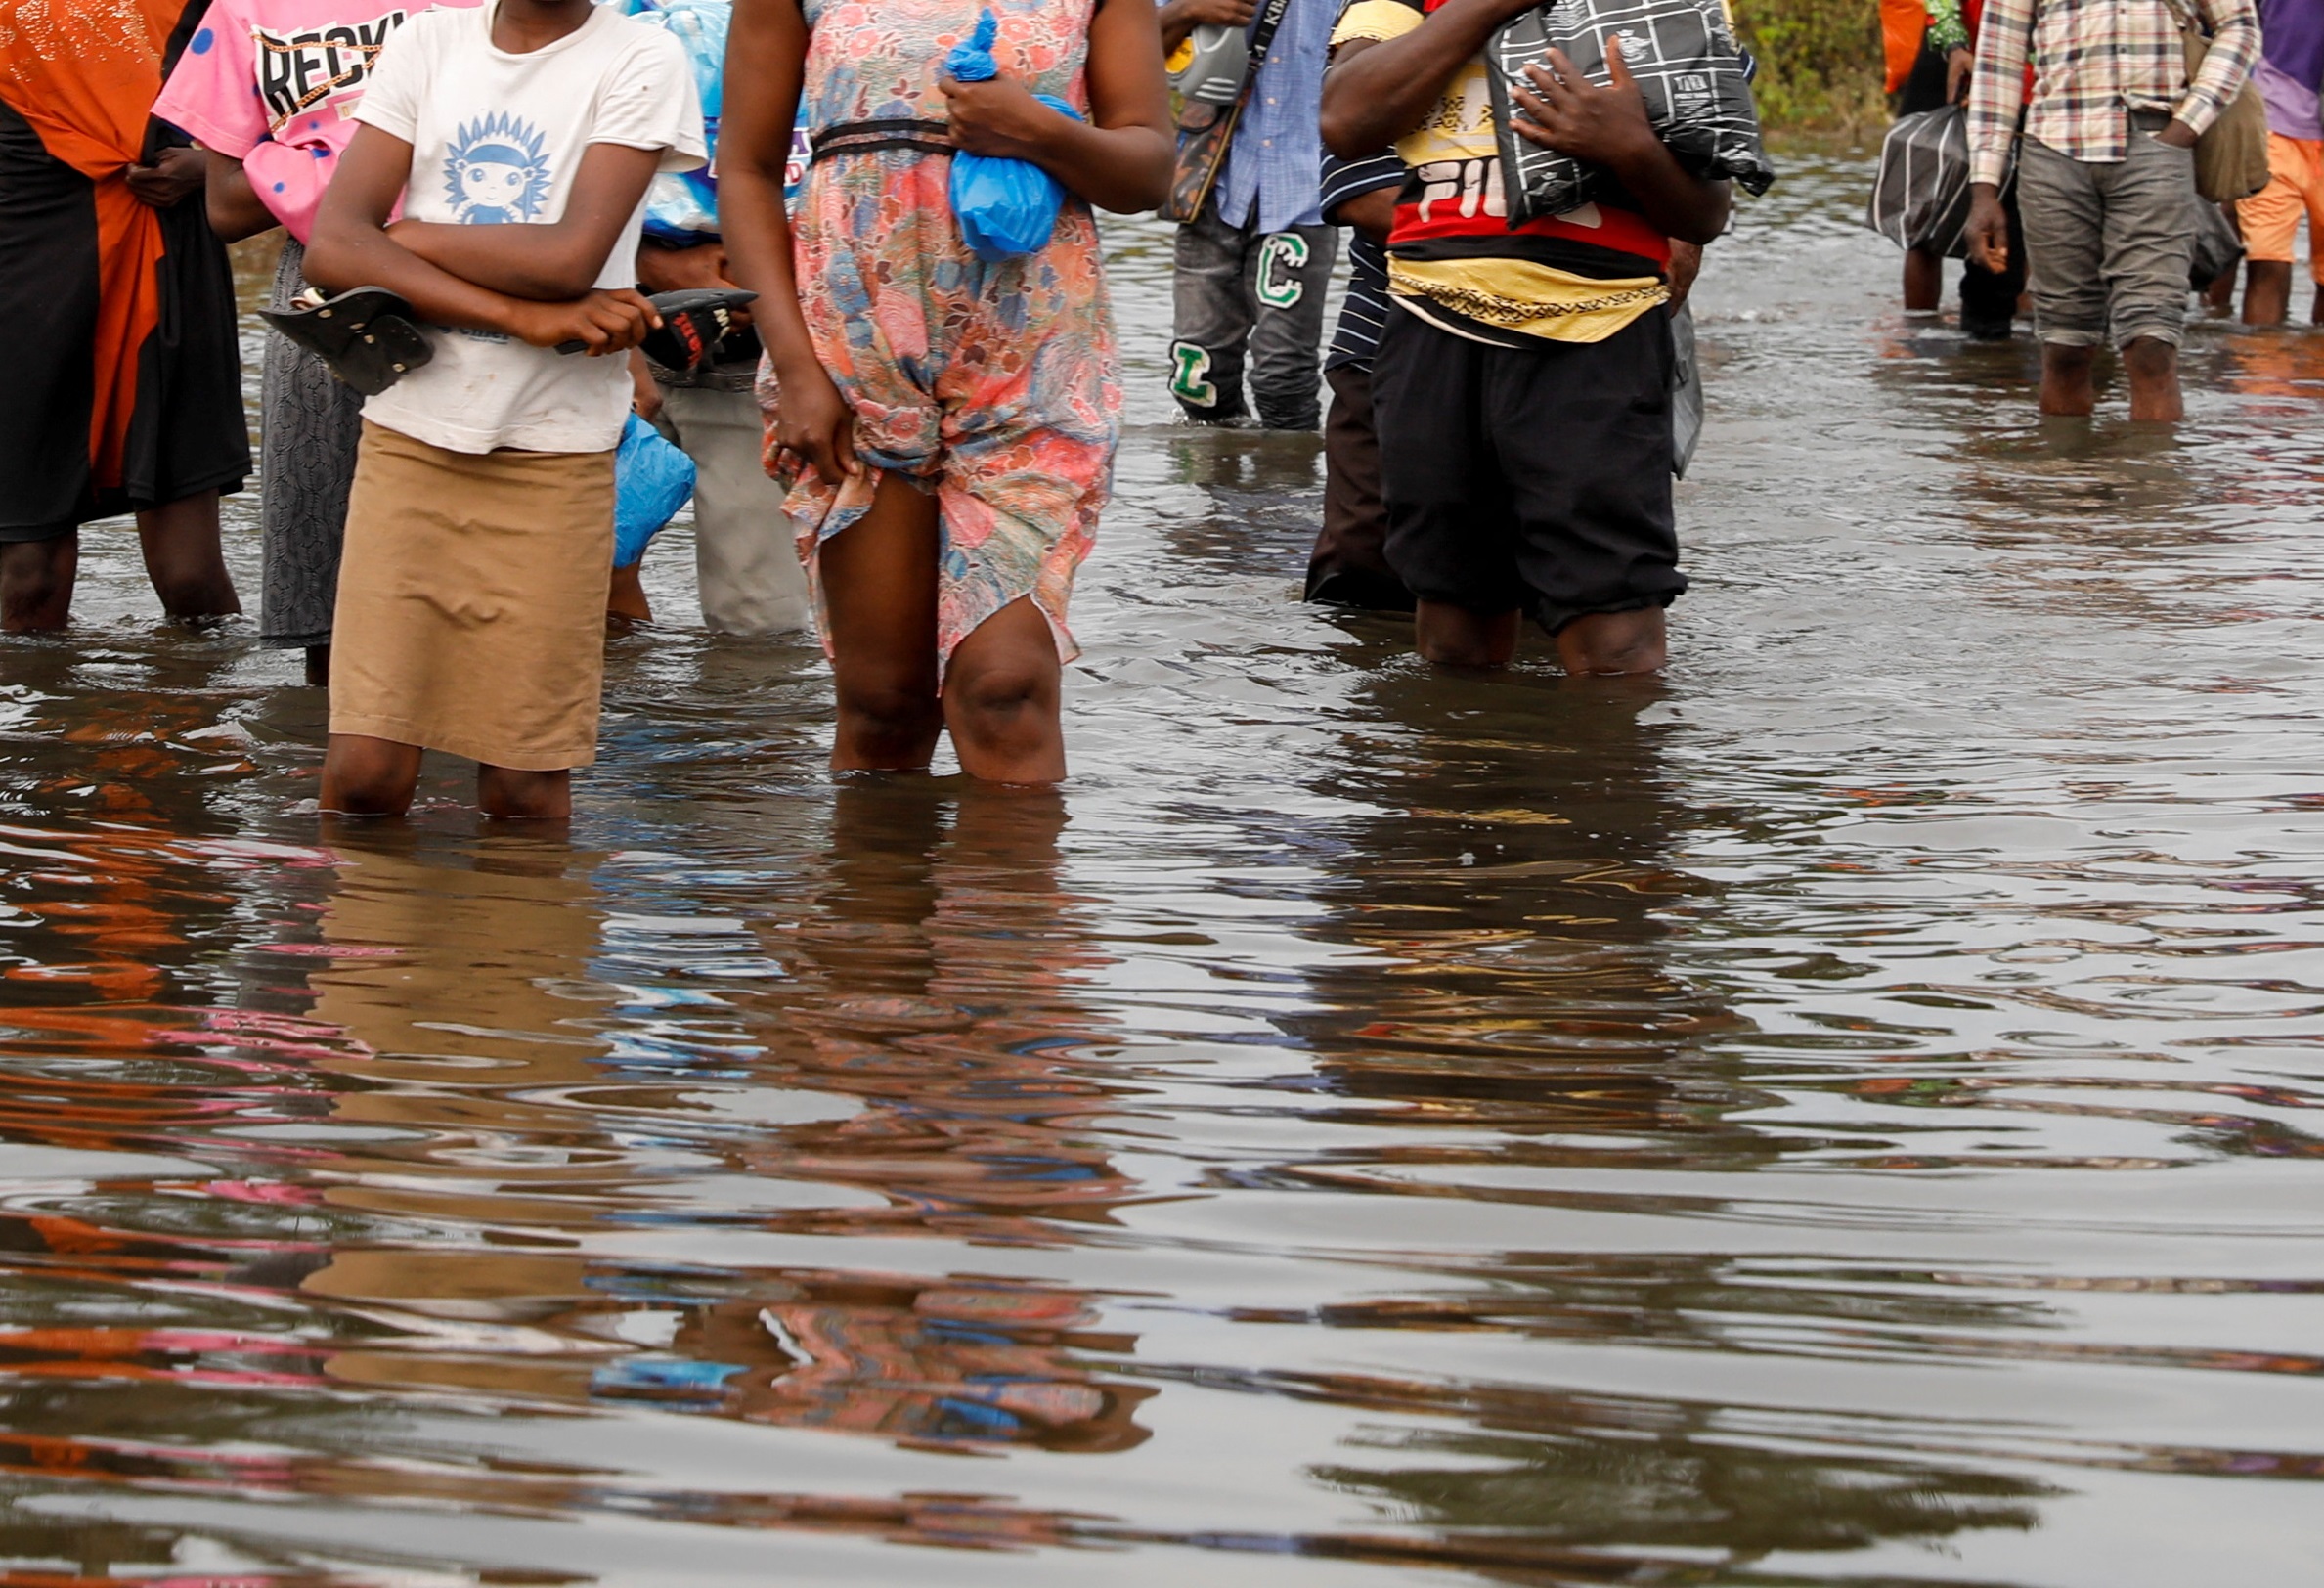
[0,170,2316,1585]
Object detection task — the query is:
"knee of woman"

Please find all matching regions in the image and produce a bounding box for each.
[946,662,1054,727]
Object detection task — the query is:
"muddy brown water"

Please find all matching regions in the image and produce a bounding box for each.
[0,158,2318,1584]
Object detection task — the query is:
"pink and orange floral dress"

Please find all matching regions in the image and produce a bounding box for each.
[762,0,1118,673]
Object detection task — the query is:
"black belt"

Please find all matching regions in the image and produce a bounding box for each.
[811,117,954,163]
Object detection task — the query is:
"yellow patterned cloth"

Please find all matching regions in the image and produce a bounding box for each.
[1386,255,1667,344]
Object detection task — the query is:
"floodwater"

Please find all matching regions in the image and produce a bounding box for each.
[0,156,2319,1586]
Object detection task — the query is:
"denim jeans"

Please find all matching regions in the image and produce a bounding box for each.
[1168,194,1338,429]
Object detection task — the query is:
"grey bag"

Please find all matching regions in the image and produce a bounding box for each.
[1485,0,1775,227]
[2187,198,2245,290]
[1866,104,1977,257]
[1670,304,1702,479]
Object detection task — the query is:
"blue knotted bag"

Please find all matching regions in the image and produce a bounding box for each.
[943,9,1083,262]
[613,414,698,570]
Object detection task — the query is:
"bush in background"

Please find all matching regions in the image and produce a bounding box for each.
[1733,0,1886,133]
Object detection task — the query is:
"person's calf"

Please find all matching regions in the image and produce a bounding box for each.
[1556,606,1667,677]
[304,644,330,688]
[2122,335,2183,422]
[478,765,572,820]
[2243,259,2293,325]
[607,562,652,625]
[2038,342,2098,417]
[1904,246,1943,313]
[0,537,76,633]
[135,493,241,621]
[319,734,422,816]
[1414,601,1519,669]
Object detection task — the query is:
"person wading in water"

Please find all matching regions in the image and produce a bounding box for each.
[718,0,1172,785]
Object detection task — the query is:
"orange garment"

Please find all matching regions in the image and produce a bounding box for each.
[2238,132,2324,276]
[0,0,183,492]
[1883,0,1931,93]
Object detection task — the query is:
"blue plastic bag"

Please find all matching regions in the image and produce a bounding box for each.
[617,0,730,241]
[613,413,697,569]
[943,9,1082,262]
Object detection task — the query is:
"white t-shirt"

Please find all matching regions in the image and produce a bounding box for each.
[354,3,707,454]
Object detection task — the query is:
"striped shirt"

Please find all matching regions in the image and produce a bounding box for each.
[1321,152,1403,371]
[1967,0,2260,185]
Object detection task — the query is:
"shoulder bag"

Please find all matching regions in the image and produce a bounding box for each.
[1159,0,1294,224]
[2159,0,2270,203]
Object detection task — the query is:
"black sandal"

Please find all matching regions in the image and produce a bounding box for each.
[258,287,434,396]
[640,288,759,373]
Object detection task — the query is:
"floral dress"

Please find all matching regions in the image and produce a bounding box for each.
[763,0,1118,673]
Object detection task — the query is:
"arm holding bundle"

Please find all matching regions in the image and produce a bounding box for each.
[1511,47,1730,243]
[1323,0,1728,244]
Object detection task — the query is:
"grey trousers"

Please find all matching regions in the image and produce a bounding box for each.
[1169,195,1339,429]
[2018,120,2198,349]
[651,380,811,637]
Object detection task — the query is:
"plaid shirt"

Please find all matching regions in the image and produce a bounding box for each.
[1967,0,2260,184]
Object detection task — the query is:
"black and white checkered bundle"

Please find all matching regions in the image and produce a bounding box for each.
[1486,0,1775,229]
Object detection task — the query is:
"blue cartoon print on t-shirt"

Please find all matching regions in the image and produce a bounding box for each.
[444,113,553,224]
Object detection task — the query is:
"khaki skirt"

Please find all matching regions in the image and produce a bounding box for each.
[330,421,615,772]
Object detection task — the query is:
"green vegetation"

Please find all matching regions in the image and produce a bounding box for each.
[1733,0,1886,133]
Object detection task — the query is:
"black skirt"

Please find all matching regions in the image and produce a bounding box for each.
[0,100,248,540]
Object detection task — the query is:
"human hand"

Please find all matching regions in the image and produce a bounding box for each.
[772,358,859,485]
[2157,118,2199,149]
[1511,45,1658,169]
[509,288,663,356]
[124,146,207,209]
[1167,0,1257,26]
[1946,47,1973,105]
[940,70,1069,161]
[1963,183,2009,273]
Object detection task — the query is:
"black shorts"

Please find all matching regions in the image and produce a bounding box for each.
[1372,305,1686,635]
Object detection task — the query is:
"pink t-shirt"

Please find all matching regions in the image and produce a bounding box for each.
[153,0,482,243]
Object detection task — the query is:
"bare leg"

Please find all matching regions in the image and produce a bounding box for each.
[2310,279,2323,325]
[2122,335,2183,422]
[2039,342,2098,417]
[134,491,241,621]
[305,644,330,687]
[0,535,77,633]
[943,596,1066,784]
[817,472,944,772]
[1415,600,1520,668]
[320,733,424,816]
[607,562,652,624]
[1556,606,1667,677]
[2244,258,2292,326]
[477,764,571,820]
[1904,246,1943,313]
